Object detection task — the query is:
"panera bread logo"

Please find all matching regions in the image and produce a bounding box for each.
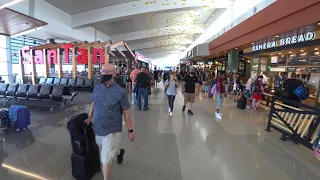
[252,32,315,51]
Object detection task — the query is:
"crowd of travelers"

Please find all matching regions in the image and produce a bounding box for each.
[83,63,307,180]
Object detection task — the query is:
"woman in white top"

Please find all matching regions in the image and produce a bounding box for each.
[245,73,257,108]
[165,73,178,117]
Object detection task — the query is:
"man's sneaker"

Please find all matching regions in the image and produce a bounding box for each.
[131,101,134,105]
[117,148,125,164]
[215,112,222,119]
[246,105,251,109]
[143,107,149,111]
[187,110,194,115]
[168,108,171,112]
[169,112,173,117]
[182,106,186,112]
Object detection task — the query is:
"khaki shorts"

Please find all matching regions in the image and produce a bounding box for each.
[184,93,195,104]
[95,132,122,165]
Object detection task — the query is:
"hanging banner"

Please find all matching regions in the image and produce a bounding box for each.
[135,52,151,63]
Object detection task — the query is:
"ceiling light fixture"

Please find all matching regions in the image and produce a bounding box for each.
[0,0,26,9]
[300,50,304,52]
[278,53,281,54]
[251,43,254,45]
[235,48,238,49]
[275,35,280,38]
[270,54,273,55]
[289,52,292,53]
[315,48,319,51]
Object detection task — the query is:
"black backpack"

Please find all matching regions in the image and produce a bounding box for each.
[67,113,97,156]
[137,73,149,87]
[67,113,101,180]
[251,80,260,92]
[237,96,247,109]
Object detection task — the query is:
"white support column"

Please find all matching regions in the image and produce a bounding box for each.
[0,35,13,83]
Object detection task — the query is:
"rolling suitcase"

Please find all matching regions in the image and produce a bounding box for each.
[237,96,247,109]
[9,105,31,131]
[67,113,100,180]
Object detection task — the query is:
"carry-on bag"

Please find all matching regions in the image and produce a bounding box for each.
[0,108,11,128]
[67,113,100,180]
[237,96,247,109]
[9,105,31,131]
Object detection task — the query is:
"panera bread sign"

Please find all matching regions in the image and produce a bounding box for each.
[252,31,316,51]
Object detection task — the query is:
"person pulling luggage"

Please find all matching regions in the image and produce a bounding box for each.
[85,64,135,180]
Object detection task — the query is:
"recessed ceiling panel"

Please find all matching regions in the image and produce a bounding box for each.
[0,8,47,36]
[95,9,213,36]
[44,0,136,15]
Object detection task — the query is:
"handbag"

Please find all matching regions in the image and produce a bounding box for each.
[210,84,217,95]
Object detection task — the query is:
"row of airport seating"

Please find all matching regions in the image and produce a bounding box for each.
[39,77,101,89]
[0,83,78,111]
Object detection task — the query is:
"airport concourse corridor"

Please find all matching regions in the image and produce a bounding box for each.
[0,85,320,180]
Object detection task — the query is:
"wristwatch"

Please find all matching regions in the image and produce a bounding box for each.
[128,129,134,133]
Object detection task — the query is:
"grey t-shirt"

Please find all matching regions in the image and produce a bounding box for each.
[91,82,130,136]
[165,80,177,96]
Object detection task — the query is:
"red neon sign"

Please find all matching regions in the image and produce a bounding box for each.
[21,43,106,65]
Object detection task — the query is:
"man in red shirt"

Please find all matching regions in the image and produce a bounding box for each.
[215,73,227,119]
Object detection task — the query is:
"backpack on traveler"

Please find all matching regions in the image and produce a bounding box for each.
[293,85,309,100]
[251,79,260,93]
[67,113,101,180]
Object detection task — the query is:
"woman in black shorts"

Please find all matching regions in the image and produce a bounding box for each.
[126,69,132,91]
[154,70,159,87]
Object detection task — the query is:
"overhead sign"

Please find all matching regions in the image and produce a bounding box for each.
[270,67,286,72]
[187,50,193,58]
[21,44,105,65]
[135,52,151,63]
[252,32,316,51]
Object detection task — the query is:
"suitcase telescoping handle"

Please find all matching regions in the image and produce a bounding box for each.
[83,123,93,157]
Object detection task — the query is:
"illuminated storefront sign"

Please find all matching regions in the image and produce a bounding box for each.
[252,32,316,51]
[20,44,106,65]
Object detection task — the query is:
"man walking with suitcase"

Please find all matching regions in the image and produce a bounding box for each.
[85,64,135,180]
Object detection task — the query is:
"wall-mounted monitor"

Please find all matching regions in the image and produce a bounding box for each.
[271,56,278,65]
[297,52,308,65]
[310,51,320,65]
[278,55,287,66]
[287,54,297,65]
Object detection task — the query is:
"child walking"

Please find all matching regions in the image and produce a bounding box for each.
[165,73,178,117]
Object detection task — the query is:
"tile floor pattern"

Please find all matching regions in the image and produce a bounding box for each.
[0,86,320,180]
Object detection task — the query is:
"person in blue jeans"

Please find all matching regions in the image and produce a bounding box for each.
[136,66,151,111]
[130,65,140,105]
[165,73,178,117]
